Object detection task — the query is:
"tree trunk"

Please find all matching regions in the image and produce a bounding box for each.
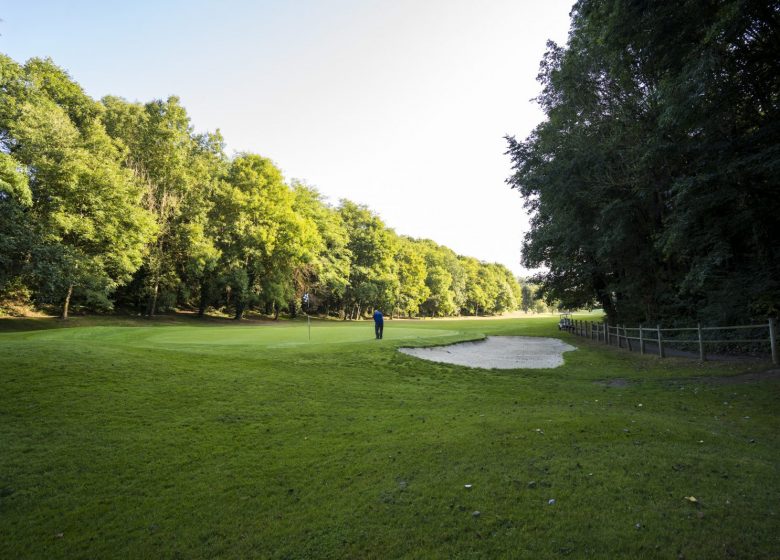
[146,282,159,317]
[274,303,280,320]
[198,278,209,318]
[592,274,617,323]
[60,284,73,320]
[235,301,245,320]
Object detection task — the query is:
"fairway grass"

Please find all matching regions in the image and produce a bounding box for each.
[1,316,778,559]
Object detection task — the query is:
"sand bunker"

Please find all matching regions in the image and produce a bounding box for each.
[399,336,576,369]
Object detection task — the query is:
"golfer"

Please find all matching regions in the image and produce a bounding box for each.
[373,309,384,339]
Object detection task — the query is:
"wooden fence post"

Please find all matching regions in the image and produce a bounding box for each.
[639,324,644,355]
[625,325,633,352]
[657,324,665,358]
[697,323,706,362]
[770,318,778,365]
[606,324,610,345]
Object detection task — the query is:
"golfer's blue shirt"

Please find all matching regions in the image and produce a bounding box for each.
[373,311,383,325]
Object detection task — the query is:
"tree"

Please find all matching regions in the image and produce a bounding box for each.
[460,257,487,316]
[393,237,430,317]
[0,56,155,318]
[338,200,397,319]
[103,95,216,316]
[520,283,533,313]
[2,51,541,321]
[181,131,228,317]
[489,263,521,314]
[418,240,463,317]
[0,152,32,294]
[506,0,780,324]
[216,154,316,320]
[290,182,351,317]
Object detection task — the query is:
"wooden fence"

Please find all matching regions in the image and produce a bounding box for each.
[568,318,778,365]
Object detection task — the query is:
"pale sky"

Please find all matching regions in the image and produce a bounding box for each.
[0,0,573,276]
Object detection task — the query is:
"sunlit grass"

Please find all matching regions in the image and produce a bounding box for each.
[1,316,777,559]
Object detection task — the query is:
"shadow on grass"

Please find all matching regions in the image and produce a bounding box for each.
[0,310,293,333]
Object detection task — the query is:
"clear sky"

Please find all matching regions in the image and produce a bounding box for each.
[0,0,573,276]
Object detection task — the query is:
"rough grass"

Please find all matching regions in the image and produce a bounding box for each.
[1,315,778,559]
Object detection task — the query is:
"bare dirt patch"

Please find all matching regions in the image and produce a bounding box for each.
[399,336,576,369]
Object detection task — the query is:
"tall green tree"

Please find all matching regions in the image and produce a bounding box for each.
[460,257,488,316]
[290,182,351,316]
[103,95,211,316]
[418,240,464,317]
[0,153,32,299]
[506,0,780,324]
[392,237,430,317]
[338,200,397,319]
[0,56,155,318]
[181,131,228,317]
[216,154,316,319]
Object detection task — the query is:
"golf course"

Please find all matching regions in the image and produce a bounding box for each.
[2,0,779,557]
[1,315,778,559]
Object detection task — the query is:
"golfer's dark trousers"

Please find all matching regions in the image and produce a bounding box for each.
[375,323,383,339]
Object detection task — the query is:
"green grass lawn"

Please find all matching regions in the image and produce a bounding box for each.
[1,315,778,559]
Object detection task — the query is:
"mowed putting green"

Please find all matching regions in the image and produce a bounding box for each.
[1,316,779,559]
[143,323,458,347]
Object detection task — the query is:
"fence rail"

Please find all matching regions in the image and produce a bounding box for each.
[567,318,778,365]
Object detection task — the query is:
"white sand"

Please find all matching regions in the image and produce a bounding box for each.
[399,336,576,369]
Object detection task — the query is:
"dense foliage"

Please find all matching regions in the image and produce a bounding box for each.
[0,55,522,319]
[506,0,779,324]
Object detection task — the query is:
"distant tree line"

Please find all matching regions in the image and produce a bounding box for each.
[506,0,779,325]
[519,281,558,315]
[0,55,522,319]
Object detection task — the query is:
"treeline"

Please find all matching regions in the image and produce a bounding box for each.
[506,0,779,325]
[519,282,558,315]
[0,55,522,319]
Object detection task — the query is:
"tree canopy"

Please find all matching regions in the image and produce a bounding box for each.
[506,0,779,324]
[1,54,524,319]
